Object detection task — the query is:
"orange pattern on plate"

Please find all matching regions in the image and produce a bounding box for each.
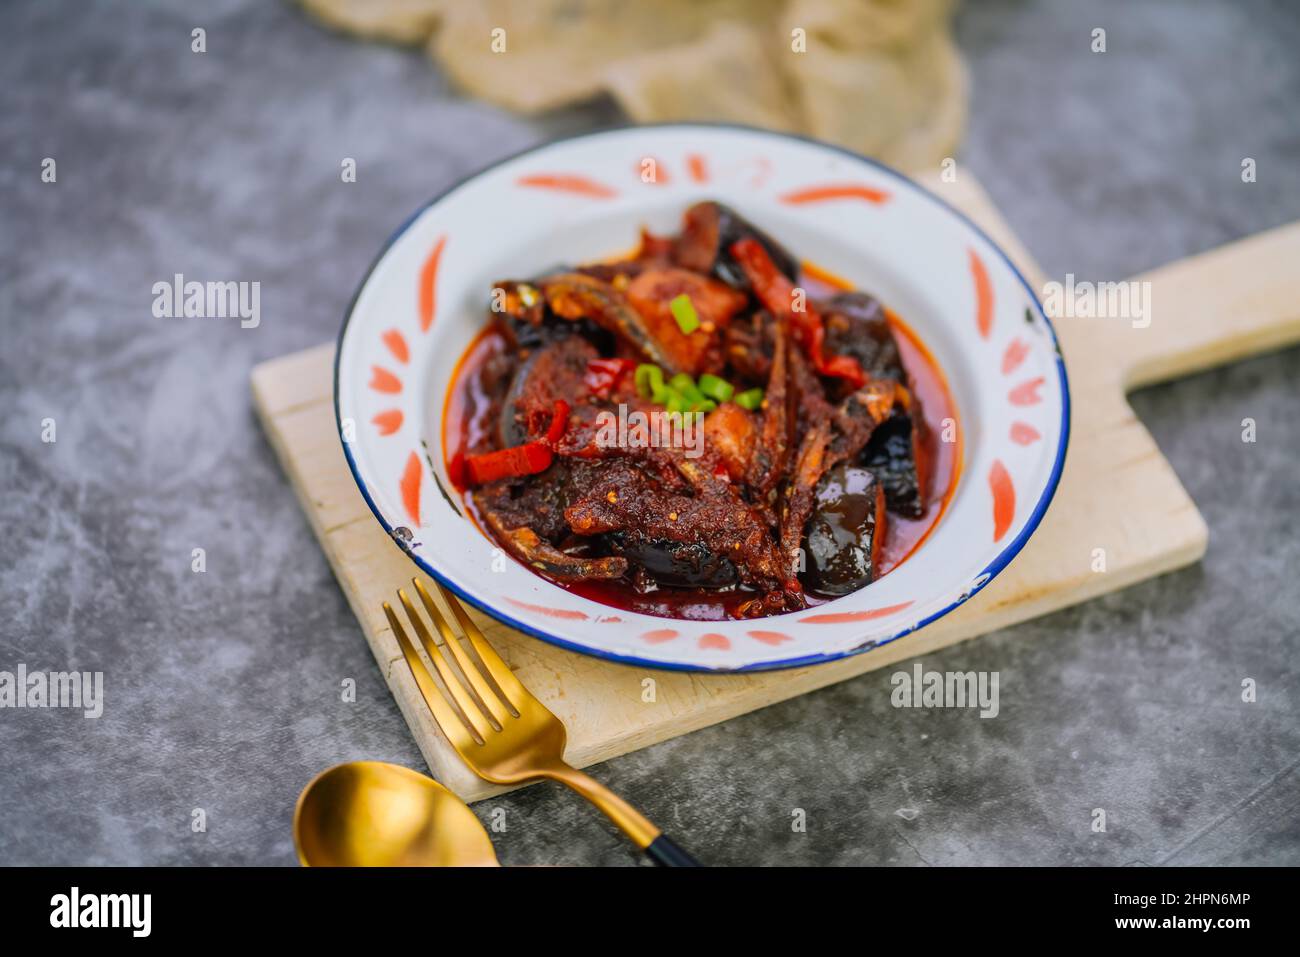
[400,451,422,525]
[1009,376,1045,406]
[698,632,730,650]
[1002,337,1029,375]
[637,158,669,185]
[747,630,792,645]
[800,601,914,625]
[382,329,409,364]
[969,248,993,340]
[686,153,709,183]
[506,598,589,620]
[1010,421,1041,445]
[779,183,890,205]
[641,628,679,644]
[372,410,403,435]
[988,459,1015,542]
[419,236,446,333]
[369,366,402,393]
[516,174,617,198]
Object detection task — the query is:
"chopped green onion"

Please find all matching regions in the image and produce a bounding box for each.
[666,373,704,405]
[663,388,689,414]
[635,363,664,399]
[697,373,734,402]
[644,370,722,413]
[735,387,764,411]
[669,293,700,335]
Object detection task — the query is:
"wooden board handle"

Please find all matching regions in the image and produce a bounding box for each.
[1111,221,1300,390]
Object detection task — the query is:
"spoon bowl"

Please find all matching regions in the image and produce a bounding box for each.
[294,761,499,867]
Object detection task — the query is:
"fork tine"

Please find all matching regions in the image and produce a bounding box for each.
[383,601,482,749]
[411,579,512,727]
[433,581,532,711]
[396,588,493,741]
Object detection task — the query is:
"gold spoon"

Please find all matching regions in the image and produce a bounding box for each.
[293,761,499,867]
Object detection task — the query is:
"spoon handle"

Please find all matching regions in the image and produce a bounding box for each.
[645,834,702,867]
[546,764,703,866]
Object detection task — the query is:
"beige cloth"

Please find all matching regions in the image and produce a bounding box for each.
[298,0,965,171]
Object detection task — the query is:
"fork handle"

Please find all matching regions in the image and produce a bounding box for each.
[546,765,702,867]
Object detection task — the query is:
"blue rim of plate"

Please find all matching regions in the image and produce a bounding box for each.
[333,122,1071,673]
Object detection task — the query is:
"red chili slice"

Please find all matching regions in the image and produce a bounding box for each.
[819,352,867,384]
[729,238,866,389]
[545,399,570,444]
[463,442,553,485]
[448,450,467,488]
[463,399,570,486]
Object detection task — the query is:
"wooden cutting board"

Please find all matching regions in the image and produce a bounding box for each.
[252,171,1300,801]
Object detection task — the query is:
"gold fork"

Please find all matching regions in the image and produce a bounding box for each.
[384,578,701,866]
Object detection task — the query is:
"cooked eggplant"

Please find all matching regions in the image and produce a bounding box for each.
[778,379,896,576]
[861,412,928,519]
[674,201,800,290]
[820,291,903,381]
[821,290,928,518]
[607,534,739,588]
[804,465,887,596]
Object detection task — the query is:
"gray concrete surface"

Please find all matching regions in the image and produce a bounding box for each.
[1,0,1296,866]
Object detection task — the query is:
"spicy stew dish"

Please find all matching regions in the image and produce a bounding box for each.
[445,202,959,621]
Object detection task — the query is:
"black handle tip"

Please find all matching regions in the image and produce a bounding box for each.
[645,834,702,867]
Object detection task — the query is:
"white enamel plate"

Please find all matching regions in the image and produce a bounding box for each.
[335,125,1069,672]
